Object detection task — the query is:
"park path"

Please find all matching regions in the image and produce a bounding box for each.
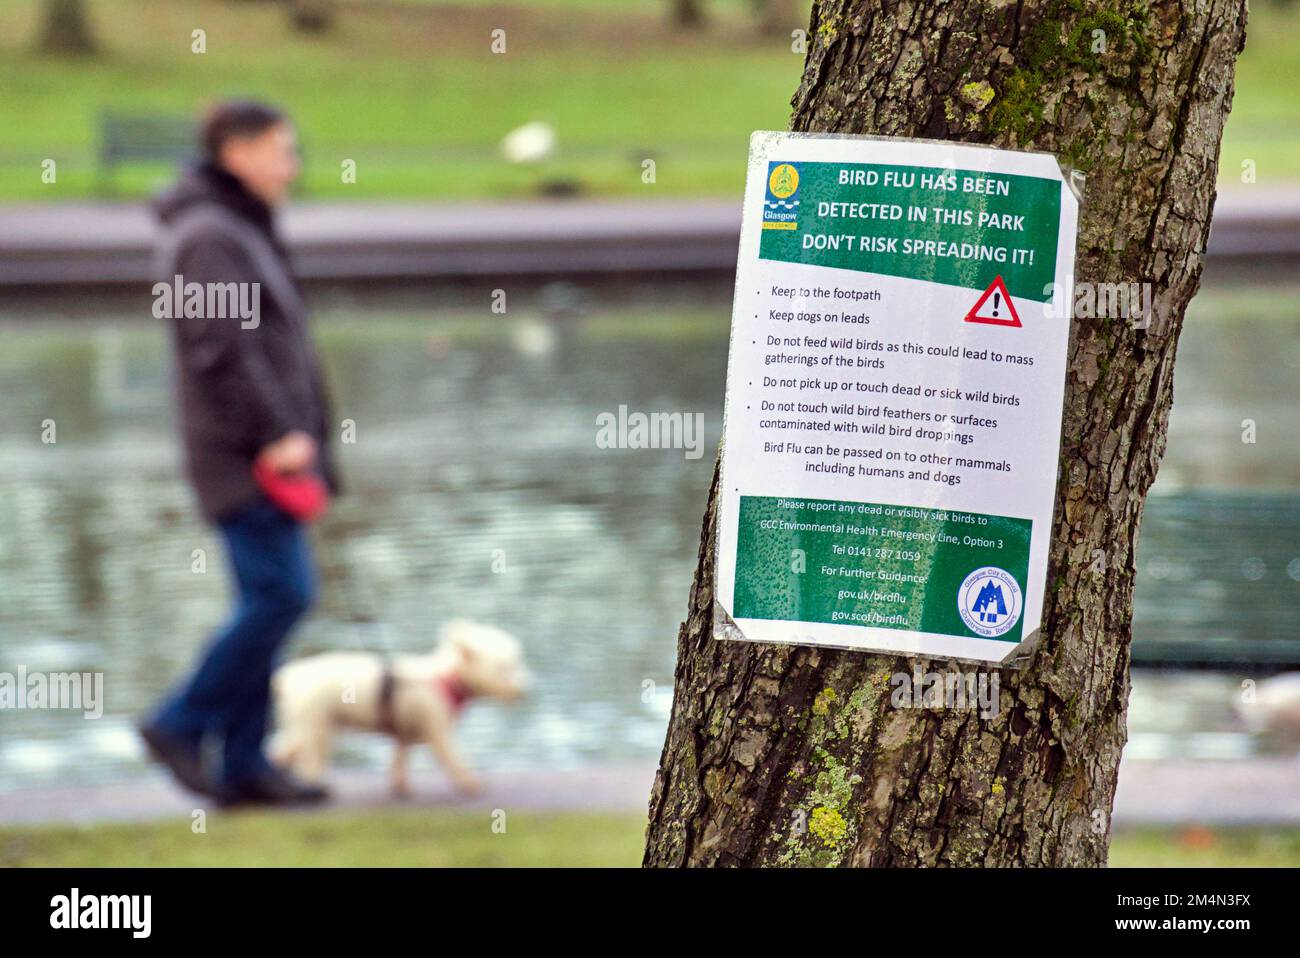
[0,764,657,827]
[1,757,1297,828]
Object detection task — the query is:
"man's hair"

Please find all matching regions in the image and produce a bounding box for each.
[200,100,287,162]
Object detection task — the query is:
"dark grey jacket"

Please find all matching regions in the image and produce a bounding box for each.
[154,162,339,523]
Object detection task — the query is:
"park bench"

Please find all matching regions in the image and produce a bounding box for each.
[97,111,195,195]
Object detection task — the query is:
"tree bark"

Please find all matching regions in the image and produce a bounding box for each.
[644,0,1247,867]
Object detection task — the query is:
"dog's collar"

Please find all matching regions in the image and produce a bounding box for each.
[435,674,474,714]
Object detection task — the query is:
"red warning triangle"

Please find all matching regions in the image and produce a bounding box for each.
[964,275,1021,327]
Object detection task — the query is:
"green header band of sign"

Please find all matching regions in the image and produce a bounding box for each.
[733,495,1032,643]
[759,161,1062,303]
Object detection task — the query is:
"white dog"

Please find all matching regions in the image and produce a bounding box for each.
[271,621,529,796]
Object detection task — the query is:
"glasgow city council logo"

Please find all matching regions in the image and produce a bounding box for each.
[762,162,800,231]
[768,163,799,198]
[957,566,1023,638]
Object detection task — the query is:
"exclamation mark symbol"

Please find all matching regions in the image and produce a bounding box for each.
[992,292,1000,317]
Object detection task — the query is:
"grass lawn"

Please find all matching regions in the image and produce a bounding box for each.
[0,809,648,868]
[0,0,1295,200]
[1,810,1298,867]
[0,0,800,200]
[1108,826,1300,868]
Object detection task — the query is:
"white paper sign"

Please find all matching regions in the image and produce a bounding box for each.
[715,132,1080,664]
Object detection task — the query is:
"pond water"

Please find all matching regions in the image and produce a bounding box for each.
[0,283,1297,791]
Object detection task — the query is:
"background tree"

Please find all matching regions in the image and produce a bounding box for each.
[38,0,97,56]
[644,0,1248,867]
[751,0,796,37]
[286,0,335,33]
[670,0,706,30]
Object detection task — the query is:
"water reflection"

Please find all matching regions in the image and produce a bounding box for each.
[0,287,1296,790]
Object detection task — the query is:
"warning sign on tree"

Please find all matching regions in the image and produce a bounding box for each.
[965,276,1022,327]
[714,131,1081,664]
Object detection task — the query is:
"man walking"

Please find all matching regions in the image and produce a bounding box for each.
[140,101,339,806]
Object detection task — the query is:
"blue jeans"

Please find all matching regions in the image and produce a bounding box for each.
[153,498,315,785]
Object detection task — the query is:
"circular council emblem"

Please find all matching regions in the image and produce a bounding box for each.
[957,566,1023,638]
[768,163,799,199]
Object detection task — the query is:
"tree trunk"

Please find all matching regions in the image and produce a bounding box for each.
[645,0,1247,867]
[38,0,97,56]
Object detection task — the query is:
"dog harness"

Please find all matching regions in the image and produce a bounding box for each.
[376,667,473,736]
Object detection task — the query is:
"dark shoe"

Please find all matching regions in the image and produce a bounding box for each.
[139,722,220,798]
[218,766,331,808]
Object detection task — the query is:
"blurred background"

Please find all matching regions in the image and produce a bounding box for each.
[0,0,1297,866]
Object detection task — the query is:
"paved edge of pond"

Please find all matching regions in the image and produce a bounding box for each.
[0,189,1297,287]
[1,757,1298,828]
